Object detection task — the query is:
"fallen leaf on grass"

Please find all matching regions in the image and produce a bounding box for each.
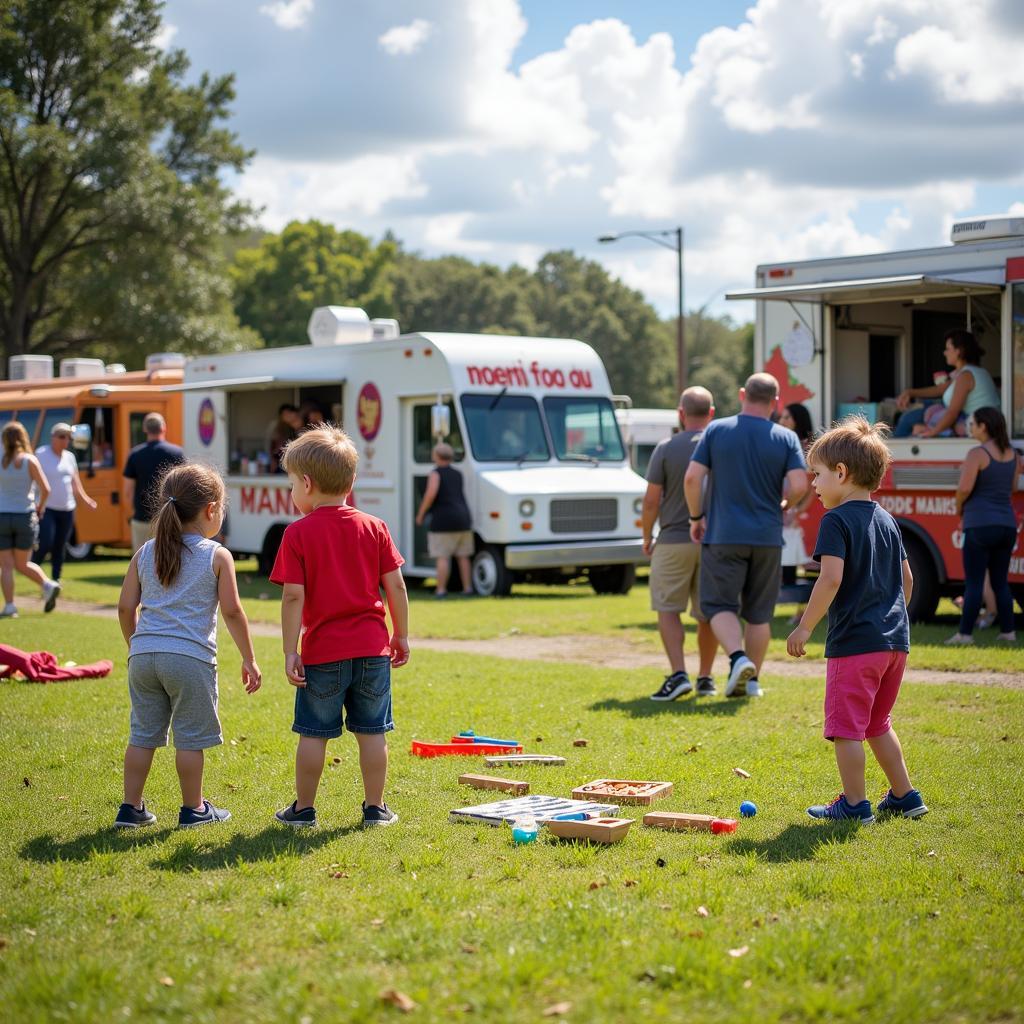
[573,739,588,747]
[928,910,941,918]
[696,855,711,866]
[23,928,35,937]
[926,850,937,857]
[461,943,479,954]
[371,918,385,927]
[687,930,704,939]
[0,937,8,949]
[658,903,672,910]
[380,988,415,1012]
[743,979,753,989]
[624,879,638,888]
[330,871,349,879]
[732,767,751,779]
[685,744,701,754]
[696,906,710,918]
[588,880,607,890]
[159,976,174,987]
[728,946,749,958]
[230,739,238,746]
[22,778,30,787]
[542,1003,572,1017]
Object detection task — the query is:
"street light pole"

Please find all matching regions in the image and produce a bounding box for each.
[598,226,686,394]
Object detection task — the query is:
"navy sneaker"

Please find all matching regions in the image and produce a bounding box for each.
[650,671,692,701]
[275,801,317,828]
[113,801,157,829]
[362,802,398,828]
[876,788,929,819]
[807,794,875,824]
[696,676,717,697]
[725,655,757,697]
[178,800,231,829]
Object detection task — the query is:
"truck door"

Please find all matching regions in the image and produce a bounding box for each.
[71,404,121,548]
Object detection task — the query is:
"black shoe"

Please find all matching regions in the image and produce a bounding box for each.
[650,671,692,701]
[696,676,717,697]
[113,801,157,829]
[275,801,317,828]
[362,802,398,828]
[178,800,231,829]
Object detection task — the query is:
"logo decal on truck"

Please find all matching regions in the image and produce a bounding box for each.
[358,382,382,440]
[198,398,216,446]
[466,362,593,389]
[240,487,297,515]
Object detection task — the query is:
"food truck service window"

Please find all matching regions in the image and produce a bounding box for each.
[1013,283,1024,439]
[460,394,549,462]
[543,396,625,462]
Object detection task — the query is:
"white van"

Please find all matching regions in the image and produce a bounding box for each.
[615,407,679,477]
[178,307,646,596]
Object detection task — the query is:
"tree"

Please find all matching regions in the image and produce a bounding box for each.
[231,221,396,348]
[680,311,753,416]
[0,0,256,369]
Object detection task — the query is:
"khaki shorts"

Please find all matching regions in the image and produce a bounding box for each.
[131,519,153,553]
[428,530,474,559]
[650,541,705,618]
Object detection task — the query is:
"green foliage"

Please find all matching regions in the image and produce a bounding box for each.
[231,220,397,348]
[0,0,257,367]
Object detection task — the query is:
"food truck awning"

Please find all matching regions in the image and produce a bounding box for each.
[726,270,1004,305]
[164,375,336,392]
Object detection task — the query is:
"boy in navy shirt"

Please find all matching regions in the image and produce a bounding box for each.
[787,417,927,823]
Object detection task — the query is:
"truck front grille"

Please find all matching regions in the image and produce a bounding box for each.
[550,498,618,534]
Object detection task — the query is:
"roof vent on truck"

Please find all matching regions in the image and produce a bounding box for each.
[8,354,54,381]
[145,352,186,373]
[951,214,1024,244]
[60,357,106,378]
[307,306,374,346]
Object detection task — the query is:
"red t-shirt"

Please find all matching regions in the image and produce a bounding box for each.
[270,506,404,665]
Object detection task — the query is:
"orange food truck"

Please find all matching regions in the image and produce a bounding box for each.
[0,355,183,557]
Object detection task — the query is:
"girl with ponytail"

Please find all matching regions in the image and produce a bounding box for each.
[115,464,261,829]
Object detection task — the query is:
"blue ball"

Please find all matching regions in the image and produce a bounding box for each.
[740,801,757,817]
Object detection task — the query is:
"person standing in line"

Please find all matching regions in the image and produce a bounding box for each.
[123,413,185,553]
[946,407,1019,646]
[35,422,97,584]
[778,402,816,624]
[0,422,61,617]
[115,464,261,829]
[415,442,474,598]
[787,417,926,824]
[684,373,808,698]
[643,386,720,700]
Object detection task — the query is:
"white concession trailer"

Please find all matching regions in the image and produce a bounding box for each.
[179,307,646,596]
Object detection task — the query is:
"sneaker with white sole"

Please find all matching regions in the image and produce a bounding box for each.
[746,677,762,698]
[725,655,757,698]
[943,633,974,646]
[362,802,398,828]
[807,793,875,824]
[275,801,317,828]
[178,800,231,829]
[0,603,17,618]
[113,801,157,829]
[650,671,692,701]
[41,580,61,613]
[876,788,928,819]
[695,676,716,697]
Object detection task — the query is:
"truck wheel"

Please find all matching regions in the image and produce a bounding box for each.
[589,564,636,595]
[903,535,940,623]
[471,546,513,597]
[258,526,285,577]
[64,540,93,561]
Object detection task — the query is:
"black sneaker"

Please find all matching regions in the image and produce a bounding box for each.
[650,671,692,701]
[362,802,398,828]
[178,800,231,829]
[696,676,717,697]
[113,801,157,829]
[275,801,317,828]
[725,654,757,697]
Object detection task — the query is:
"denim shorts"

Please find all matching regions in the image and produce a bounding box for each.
[0,511,38,551]
[293,656,394,739]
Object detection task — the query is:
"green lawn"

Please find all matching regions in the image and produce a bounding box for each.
[1,611,1022,1022]
[22,551,1024,673]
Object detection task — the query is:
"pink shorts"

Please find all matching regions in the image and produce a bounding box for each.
[824,650,907,741]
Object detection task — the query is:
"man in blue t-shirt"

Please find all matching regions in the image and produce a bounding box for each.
[122,412,185,552]
[684,373,807,698]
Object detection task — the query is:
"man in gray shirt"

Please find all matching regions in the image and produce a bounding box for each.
[642,386,718,700]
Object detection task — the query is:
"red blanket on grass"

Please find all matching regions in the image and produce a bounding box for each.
[0,643,113,682]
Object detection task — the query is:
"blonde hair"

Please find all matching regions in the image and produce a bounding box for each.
[152,463,225,587]
[2,421,31,469]
[806,415,892,491]
[282,424,358,495]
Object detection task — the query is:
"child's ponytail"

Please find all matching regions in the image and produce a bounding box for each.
[151,463,226,587]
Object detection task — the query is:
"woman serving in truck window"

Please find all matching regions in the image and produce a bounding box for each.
[894,329,1000,438]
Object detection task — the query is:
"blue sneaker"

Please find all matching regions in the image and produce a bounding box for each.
[178,800,231,829]
[362,802,398,828]
[807,793,875,824]
[876,788,929,819]
[113,801,157,829]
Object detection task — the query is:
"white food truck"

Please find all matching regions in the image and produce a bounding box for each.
[615,406,679,477]
[178,307,647,596]
[727,213,1024,620]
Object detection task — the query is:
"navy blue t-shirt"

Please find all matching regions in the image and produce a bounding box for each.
[123,440,185,521]
[691,414,805,546]
[812,500,910,658]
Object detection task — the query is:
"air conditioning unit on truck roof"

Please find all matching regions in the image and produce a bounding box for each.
[950,214,1024,244]
[8,355,54,381]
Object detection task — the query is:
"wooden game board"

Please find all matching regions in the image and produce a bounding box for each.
[571,779,673,806]
[449,794,618,826]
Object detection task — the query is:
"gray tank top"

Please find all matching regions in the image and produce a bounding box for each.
[130,535,220,664]
[0,455,34,514]
[962,450,1017,531]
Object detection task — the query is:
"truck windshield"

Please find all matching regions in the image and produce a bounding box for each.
[460,394,550,462]
[543,397,625,462]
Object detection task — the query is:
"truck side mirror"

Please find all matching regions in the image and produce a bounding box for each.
[431,403,451,438]
[70,423,92,452]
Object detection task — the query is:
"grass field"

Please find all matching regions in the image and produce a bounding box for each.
[2,597,1023,1022]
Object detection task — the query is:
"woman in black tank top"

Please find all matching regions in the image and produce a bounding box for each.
[415,443,475,597]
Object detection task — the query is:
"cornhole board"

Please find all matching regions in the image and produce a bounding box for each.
[643,812,738,833]
[572,780,673,806]
[458,773,529,795]
[545,817,633,844]
[450,794,618,826]
[483,754,566,767]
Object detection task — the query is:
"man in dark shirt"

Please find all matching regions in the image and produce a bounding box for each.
[122,412,185,551]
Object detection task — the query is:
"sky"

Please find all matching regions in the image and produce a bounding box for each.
[161,0,1024,320]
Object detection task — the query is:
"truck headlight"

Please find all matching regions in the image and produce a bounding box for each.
[633,497,643,515]
[519,499,535,518]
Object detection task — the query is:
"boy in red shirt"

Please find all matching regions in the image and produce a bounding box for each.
[270,425,409,828]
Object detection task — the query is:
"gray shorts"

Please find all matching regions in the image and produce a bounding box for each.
[699,544,781,625]
[127,652,222,750]
[0,511,38,551]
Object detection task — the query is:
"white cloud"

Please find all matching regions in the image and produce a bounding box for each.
[259,0,313,31]
[153,23,178,50]
[378,18,433,56]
